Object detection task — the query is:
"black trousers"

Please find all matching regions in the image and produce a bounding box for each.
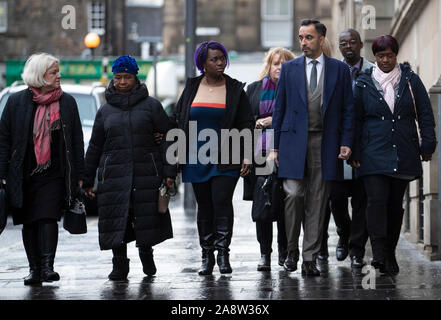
[362,174,409,262]
[192,176,239,252]
[256,218,287,255]
[322,179,368,258]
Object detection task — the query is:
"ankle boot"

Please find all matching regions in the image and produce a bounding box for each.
[39,222,60,282]
[139,246,156,276]
[278,245,287,267]
[199,249,215,275]
[22,226,41,285]
[217,249,232,274]
[108,257,130,280]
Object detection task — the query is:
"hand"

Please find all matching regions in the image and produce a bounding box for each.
[78,180,83,188]
[422,154,432,162]
[85,187,96,199]
[267,150,279,167]
[338,146,352,160]
[154,132,164,145]
[240,159,252,177]
[255,117,272,129]
[350,161,361,169]
[165,178,175,189]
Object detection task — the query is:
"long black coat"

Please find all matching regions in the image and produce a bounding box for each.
[352,63,436,178]
[0,89,85,225]
[84,81,177,250]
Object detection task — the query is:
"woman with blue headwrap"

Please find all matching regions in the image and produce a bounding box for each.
[84,55,176,280]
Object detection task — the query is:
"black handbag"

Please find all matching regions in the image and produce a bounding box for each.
[63,190,87,235]
[0,183,8,235]
[251,168,285,222]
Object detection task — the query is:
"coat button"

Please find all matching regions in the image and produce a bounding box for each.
[393,145,396,148]
[394,169,397,172]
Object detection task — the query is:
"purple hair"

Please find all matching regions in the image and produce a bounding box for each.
[194,41,229,74]
[372,35,399,55]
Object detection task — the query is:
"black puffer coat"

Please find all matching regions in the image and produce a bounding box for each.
[84,81,177,250]
[0,88,85,224]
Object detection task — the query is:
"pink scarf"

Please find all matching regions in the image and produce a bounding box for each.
[373,64,401,114]
[29,87,63,175]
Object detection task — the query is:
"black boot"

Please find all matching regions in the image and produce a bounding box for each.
[199,249,215,275]
[139,246,156,276]
[108,257,130,280]
[214,216,233,274]
[22,225,41,285]
[39,221,60,282]
[257,254,271,271]
[217,249,232,274]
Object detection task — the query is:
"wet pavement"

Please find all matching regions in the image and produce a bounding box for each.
[1,182,441,301]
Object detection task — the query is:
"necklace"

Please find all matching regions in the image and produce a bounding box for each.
[204,76,223,92]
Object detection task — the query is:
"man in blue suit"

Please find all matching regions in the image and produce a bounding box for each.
[271,19,354,276]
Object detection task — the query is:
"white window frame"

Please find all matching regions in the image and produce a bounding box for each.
[261,0,293,48]
[0,2,7,33]
[87,1,106,35]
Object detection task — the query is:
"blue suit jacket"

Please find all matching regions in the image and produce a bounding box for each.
[272,54,354,181]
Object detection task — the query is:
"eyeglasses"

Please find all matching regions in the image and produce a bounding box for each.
[339,40,358,47]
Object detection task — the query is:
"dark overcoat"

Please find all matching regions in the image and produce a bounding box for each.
[84,81,177,250]
[272,54,355,181]
[0,88,85,225]
[352,63,436,178]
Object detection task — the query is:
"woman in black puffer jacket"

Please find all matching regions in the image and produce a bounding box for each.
[84,55,176,280]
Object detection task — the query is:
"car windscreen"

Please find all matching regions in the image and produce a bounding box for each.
[0,92,97,127]
[69,93,97,127]
[0,93,11,116]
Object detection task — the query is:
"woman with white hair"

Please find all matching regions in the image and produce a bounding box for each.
[0,53,85,285]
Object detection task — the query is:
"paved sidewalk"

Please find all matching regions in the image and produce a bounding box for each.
[0,182,441,300]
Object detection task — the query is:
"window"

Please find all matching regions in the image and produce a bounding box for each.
[88,1,105,35]
[0,2,7,33]
[261,0,293,48]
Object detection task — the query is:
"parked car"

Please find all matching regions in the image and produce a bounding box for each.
[0,82,106,215]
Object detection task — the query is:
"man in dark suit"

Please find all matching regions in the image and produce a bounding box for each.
[271,19,354,276]
[318,29,373,271]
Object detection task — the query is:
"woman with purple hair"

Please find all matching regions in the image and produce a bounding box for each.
[171,41,254,275]
[351,35,436,275]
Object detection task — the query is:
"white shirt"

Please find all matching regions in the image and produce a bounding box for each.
[305,53,324,87]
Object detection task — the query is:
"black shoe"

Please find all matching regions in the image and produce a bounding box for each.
[217,250,232,274]
[301,261,321,276]
[108,257,130,280]
[386,253,399,275]
[317,241,329,262]
[257,254,271,271]
[336,237,349,261]
[199,250,215,275]
[278,247,287,267]
[39,222,60,282]
[283,250,299,272]
[371,259,387,274]
[139,246,157,276]
[351,256,366,269]
[22,227,41,285]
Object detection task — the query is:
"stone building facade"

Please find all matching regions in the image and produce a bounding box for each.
[162,0,332,56]
[0,0,126,60]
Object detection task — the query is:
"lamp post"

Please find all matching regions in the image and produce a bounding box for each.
[84,32,101,59]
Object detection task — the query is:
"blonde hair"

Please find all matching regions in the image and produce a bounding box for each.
[21,53,59,88]
[258,47,296,80]
[322,38,332,57]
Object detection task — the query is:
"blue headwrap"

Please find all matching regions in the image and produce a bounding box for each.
[112,55,139,75]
